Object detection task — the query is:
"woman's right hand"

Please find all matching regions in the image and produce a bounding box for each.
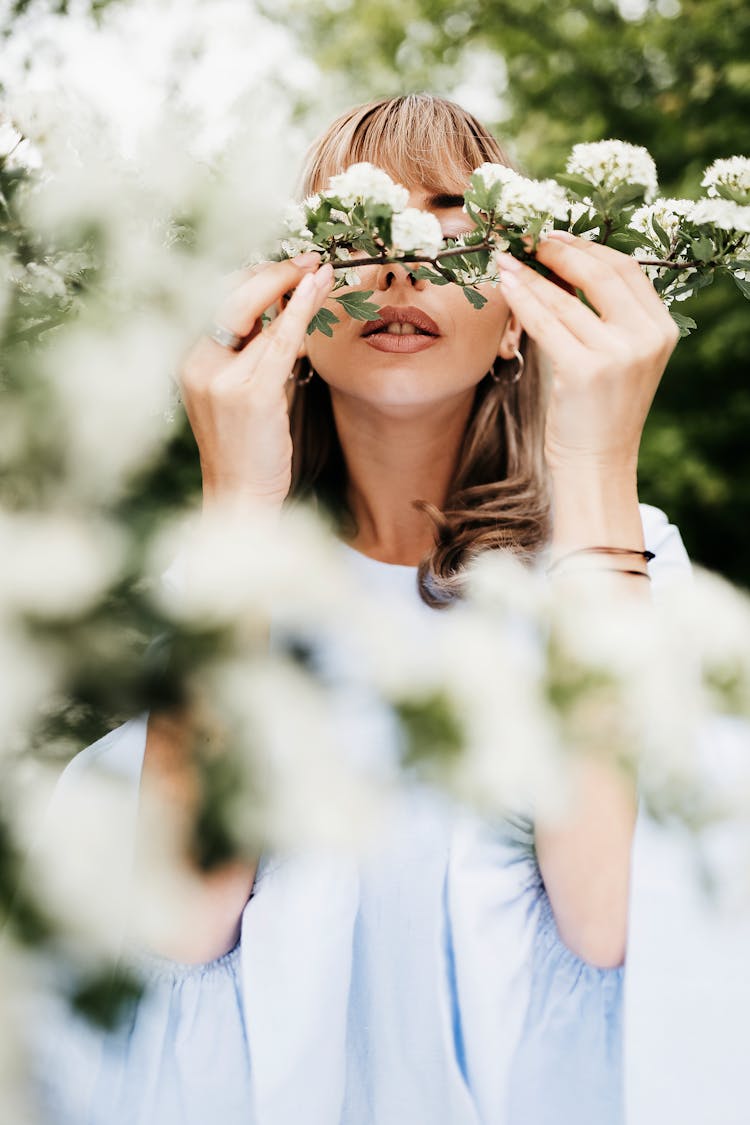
[177,253,334,513]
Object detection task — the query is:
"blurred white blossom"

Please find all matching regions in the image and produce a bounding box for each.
[0,513,123,618]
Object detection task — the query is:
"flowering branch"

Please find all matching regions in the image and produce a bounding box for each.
[279,147,750,337]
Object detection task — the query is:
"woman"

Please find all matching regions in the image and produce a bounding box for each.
[32,94,691,1125]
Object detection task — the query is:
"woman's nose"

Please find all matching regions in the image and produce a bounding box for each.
[374,260,428,291]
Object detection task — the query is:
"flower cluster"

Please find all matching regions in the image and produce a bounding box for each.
[565,139,659,203]
[326,162,410,211]
[277,142,750,338]
[701,156,750,204]
[469,162,570,227]
[391,208,444,257]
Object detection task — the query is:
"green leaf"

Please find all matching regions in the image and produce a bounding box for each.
[467,174,503,213]
[668,270,714,300]
[333,289,381,320]
[314,221,352,241]
[690,236,715,262]
[608,229,649,253]
[668,308,697,336]
[608,182,649,209]
[412,265,451,284]
[554,173,595,197]
[571,211,599,236]
[732,274,750,300]
[394,690,464,767]
[651,215,672,252]
[462,286,487,310]
[715,184,750,206]
[306,307,340,337]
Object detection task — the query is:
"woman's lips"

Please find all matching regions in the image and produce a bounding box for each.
[363,333,440,353]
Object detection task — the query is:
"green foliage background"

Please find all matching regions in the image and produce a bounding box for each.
[269,0,750,585]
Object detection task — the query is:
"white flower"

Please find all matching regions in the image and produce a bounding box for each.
[280,236,319,257]
[390,208,444,256]
[41,315,178,498]
[566,139,659,203]
[473,163,569,225]
[0,512,123,617]
[689,198,750,234]
[0,624,57,748]
[727,235,750,280]
[0,119,23,159]
[17,764,194,956]
[283,200,313,238]
[701,156,750,202]
[629,198,697,294]
[325,162,410,212]
[473,162,522,190]
[630,197,694,244]
[204,653,392,855]
[332,247,361,287]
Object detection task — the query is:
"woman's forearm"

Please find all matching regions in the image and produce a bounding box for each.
[137,706,260,964]
[133,492,284,964]
[534,466,644,968]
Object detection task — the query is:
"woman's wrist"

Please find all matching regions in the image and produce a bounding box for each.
[201,486,286,525]
[548,461,643,559]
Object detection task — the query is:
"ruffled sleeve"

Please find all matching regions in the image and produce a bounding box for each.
[30,935,254,1125]
[625,713,750,1125]
[446,809,625,1125]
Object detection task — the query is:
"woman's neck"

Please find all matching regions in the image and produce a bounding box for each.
[330,385,475,566]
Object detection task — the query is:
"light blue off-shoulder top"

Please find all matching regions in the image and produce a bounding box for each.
[27,504,695,1125]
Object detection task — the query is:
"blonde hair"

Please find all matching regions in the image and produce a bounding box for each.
[287,93,552,608]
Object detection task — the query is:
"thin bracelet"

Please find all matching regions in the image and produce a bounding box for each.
[547,546,655,575]
[549,566,651,580]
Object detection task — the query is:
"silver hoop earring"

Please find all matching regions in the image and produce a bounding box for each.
[489,347,524,385]
[290,358,316,385]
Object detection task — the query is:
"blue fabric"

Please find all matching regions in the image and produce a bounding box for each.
[28,503,692,1125]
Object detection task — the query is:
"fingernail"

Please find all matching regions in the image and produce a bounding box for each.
[315,263,334,286]
[495,253,522,271]
[546,230,575,242]
[291,251,322,268]
[498,271,518,289]
[296,272,316,296]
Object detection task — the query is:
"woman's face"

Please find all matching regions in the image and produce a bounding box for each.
[305,186,521,415]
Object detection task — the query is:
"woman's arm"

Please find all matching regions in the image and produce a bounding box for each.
[493,232,679,968]
[135,256,334,964]
[536,466,645,969]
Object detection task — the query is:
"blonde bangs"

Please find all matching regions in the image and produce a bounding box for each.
[299,93,517,198]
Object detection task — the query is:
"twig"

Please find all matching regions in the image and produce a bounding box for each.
[328,245,704,272]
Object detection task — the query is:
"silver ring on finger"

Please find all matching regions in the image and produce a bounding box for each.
[207,321,250,352]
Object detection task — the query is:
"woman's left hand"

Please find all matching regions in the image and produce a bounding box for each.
[494,231,680,476]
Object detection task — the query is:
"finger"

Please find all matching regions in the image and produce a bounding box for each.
[497,267,591,366]
[496,256,611,349]
[211,252,322,341]
[540,232,669,328]
[239,264,335,387]
[181,254,322,385]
